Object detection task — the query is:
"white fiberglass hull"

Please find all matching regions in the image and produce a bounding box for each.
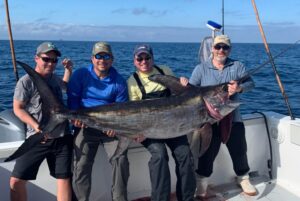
[0,111,300,200]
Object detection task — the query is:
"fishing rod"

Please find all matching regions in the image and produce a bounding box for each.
[240,40,300,82]
[251,0,295,120]
[4,0,19,82]
[222,0,225,34]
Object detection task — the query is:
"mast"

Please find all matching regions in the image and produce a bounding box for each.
[251,0,294,120]
[4,0,19,82]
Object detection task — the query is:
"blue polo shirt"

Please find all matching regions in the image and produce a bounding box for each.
[67,64,128,110]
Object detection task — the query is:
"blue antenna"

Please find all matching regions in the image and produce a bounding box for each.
[198,20,222,63]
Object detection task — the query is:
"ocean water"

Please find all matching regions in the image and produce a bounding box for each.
[0,40,300,118]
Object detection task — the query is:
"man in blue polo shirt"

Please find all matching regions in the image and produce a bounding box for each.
[67,42,129,201]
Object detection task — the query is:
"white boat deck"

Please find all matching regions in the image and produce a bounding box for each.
[130,176,300,201]
[1,111,300,201]
[195,177,300,201]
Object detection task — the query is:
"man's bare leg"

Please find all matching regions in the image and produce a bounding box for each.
[10,177,27,201]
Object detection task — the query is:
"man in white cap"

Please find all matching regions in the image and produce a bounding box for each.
[189,35,257,198]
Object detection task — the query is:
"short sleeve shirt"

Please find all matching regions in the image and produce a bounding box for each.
[14,74,63,137]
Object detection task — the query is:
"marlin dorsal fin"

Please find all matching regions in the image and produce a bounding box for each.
[16,60,66,132]
[148,74,193,96]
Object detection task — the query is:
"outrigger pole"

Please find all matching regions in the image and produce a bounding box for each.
[4,0,19,82]
[251,0,295,120]
[222,0,224,34]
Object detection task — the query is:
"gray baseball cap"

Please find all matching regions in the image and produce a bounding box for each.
[36,42,61,57]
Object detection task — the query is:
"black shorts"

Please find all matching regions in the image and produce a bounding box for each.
[12,134,73,180]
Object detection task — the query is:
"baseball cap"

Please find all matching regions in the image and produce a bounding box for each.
[92,42,113,55]
[133,44,153,57]
[213,35,231,47]
[36,42,61,57]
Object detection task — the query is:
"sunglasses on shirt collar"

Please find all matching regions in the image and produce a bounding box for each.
[214,44,230,51]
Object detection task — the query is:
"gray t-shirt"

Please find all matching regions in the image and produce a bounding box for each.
[189,58,255,122]
[14,73,64,137]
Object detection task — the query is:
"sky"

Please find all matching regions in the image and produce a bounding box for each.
[0,0,299,43]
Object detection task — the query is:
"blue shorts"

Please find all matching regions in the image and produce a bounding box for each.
[12,134,73,180]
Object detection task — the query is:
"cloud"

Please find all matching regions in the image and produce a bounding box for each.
[132,7,167,17]
[226,10,249,19]
[112,7,168,17]
[0,22,299,43]
[111,8,127,14]
[35,18,48,23]
[264,21,295,26]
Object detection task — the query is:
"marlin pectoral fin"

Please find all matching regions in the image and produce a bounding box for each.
[5,134,44,162]
[190,123,212,159]
[198,123,213,157]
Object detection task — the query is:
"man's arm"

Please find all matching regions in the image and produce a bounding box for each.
[189,64,203,86]
[62,58,73,84]
[13,99,41,133]
[67,70,82,110]
[56,58,73,91]
[115,78,129,103]
[127,77,142,101]
[228,62,255,96]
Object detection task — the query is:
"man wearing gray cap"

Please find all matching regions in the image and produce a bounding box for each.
[67,42,129,201]
[189,35,257,198]
[10,42,73,201]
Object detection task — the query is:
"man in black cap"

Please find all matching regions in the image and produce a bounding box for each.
[10,42,73,201]
[127,44,195,201]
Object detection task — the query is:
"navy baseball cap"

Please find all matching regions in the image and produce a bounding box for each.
[133,44,153,57]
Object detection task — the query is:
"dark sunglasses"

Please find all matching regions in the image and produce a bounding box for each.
[136,56,151,62]
[94,54,112,60]
[39,56,58,63]
[214,44,230,51]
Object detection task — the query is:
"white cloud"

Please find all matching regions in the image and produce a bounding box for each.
[0,22,299,43]
[112,7,168,17]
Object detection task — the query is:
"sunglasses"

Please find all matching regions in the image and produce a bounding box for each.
[136,56,151,62]
[94,54,112,60]
[39,56,58,63]
[214,44,230,51]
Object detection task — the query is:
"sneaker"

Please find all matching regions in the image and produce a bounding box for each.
[194,175,209,198]
[237,175,257,196]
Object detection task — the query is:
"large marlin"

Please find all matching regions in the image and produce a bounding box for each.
[5,61,239,162]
